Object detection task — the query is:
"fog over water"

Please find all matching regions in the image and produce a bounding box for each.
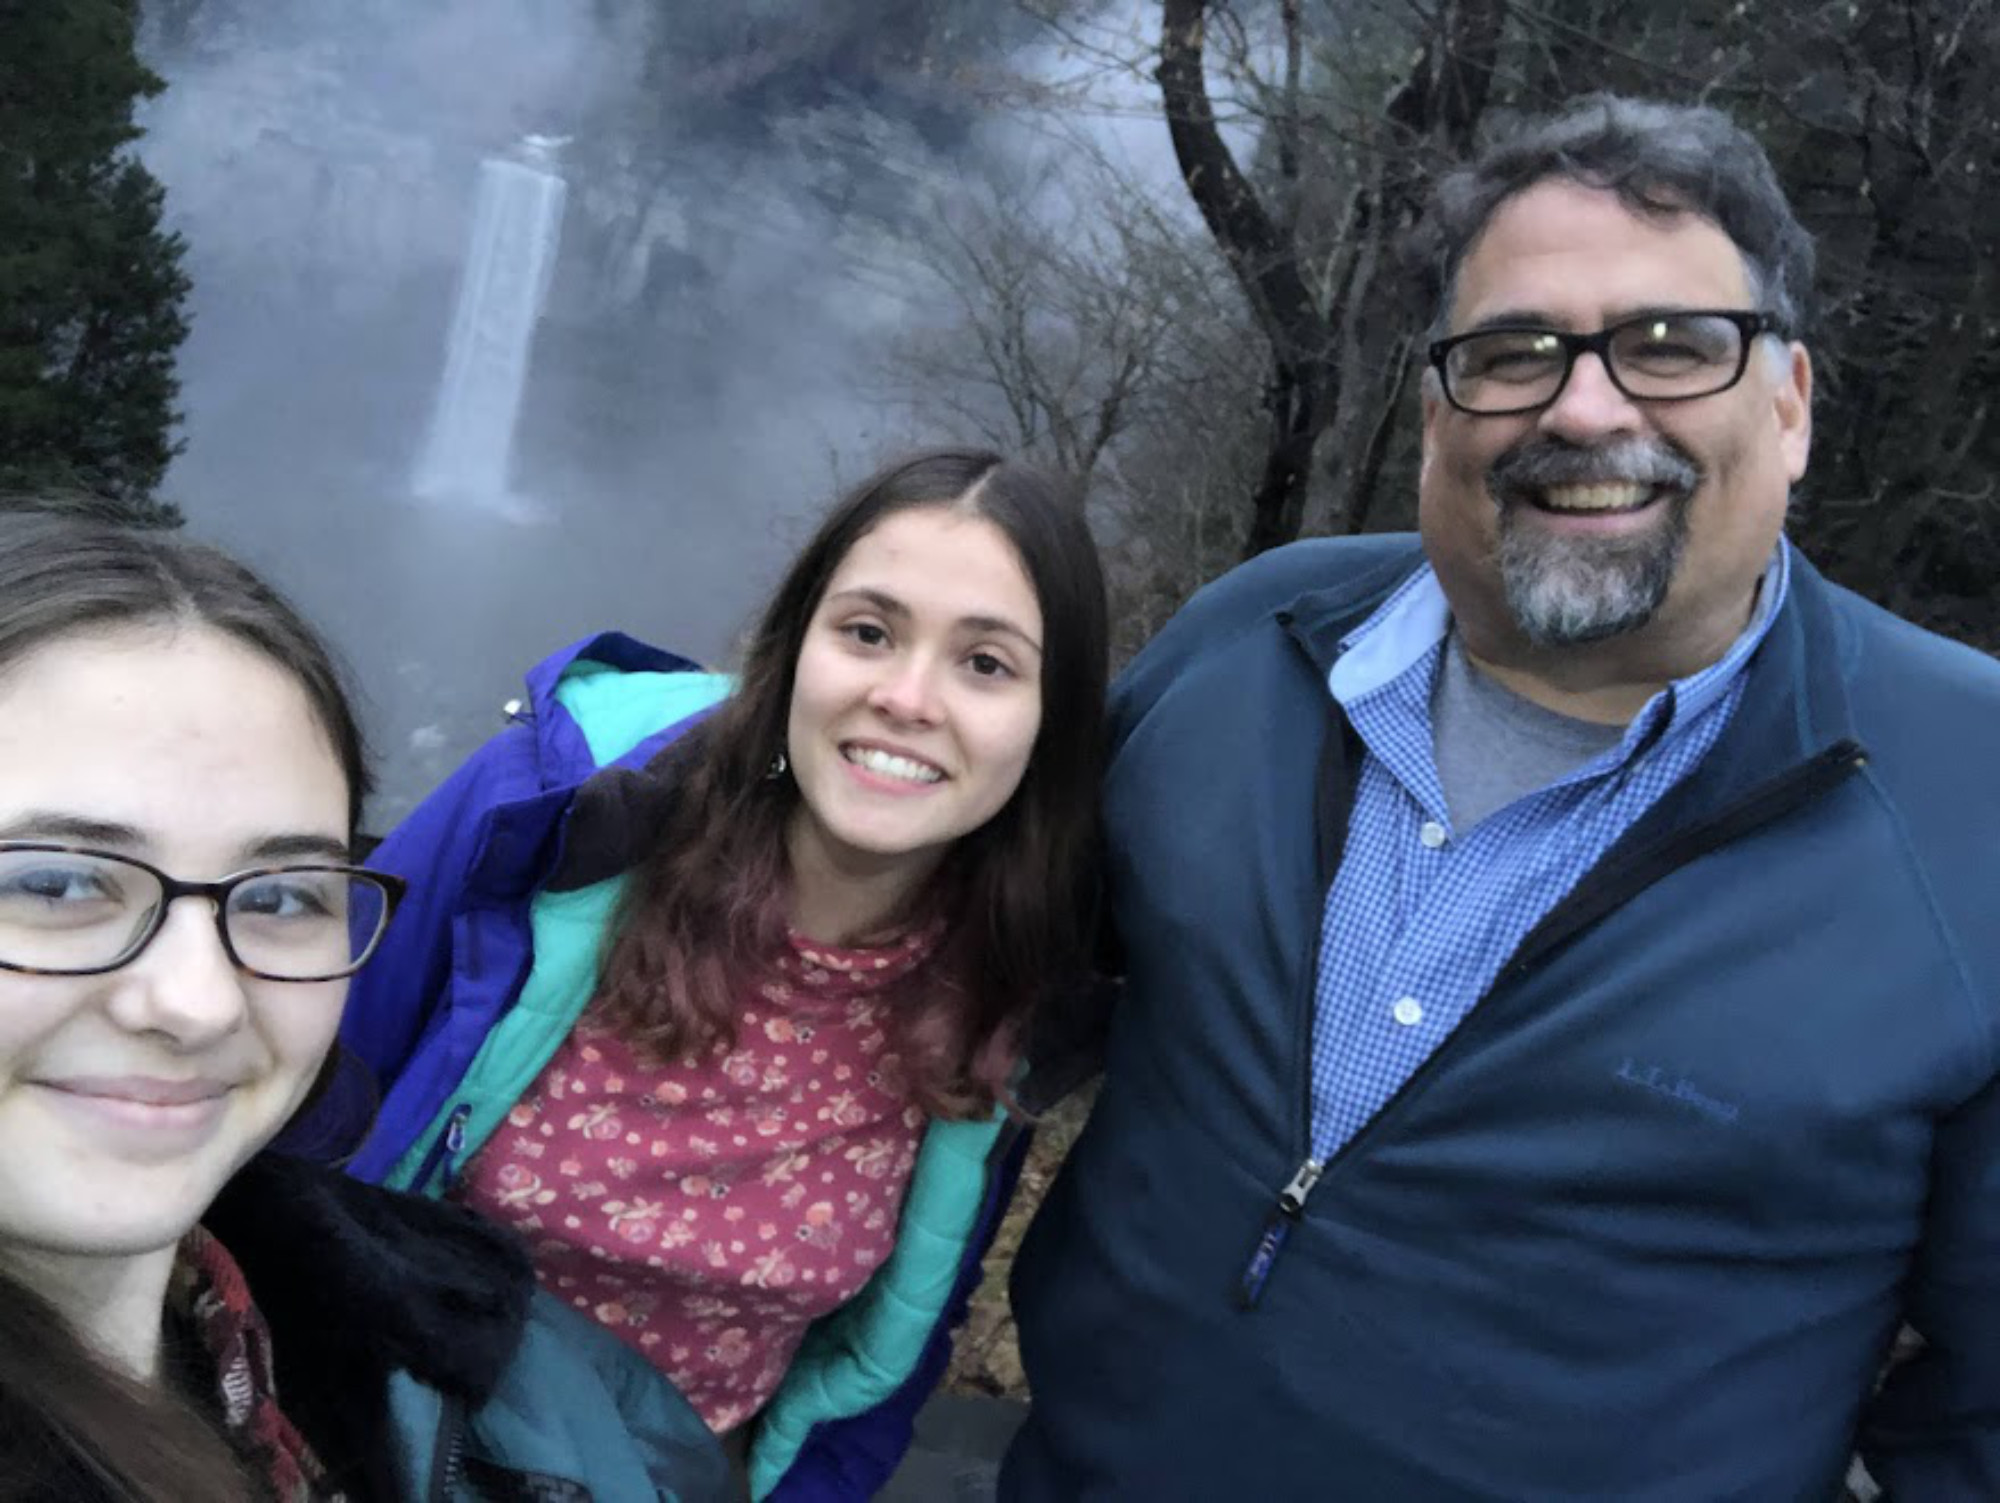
[135,0,1098,826]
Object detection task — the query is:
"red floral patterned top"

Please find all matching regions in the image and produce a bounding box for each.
[456,928,935,1432]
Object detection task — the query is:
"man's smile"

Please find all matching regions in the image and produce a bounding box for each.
[1531,481,1663,514]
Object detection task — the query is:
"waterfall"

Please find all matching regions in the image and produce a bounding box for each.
[411,136,567,508]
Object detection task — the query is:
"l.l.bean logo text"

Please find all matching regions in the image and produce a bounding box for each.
[1613,1057,1741,1125]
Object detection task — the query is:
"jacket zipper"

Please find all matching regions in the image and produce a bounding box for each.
[1237,709,1357,1309]
[428,1392,469,1502]
[1234,1156,1323,1308]
[411,1103,472,1195]
[1235,735,1867,1310]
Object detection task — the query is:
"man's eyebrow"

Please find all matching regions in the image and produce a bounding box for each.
[1456,308,1568,335]
[824,588,1043,655]
[1458,303,1717,336]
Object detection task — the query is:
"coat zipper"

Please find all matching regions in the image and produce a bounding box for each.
[411,1103,472,1195]
[1235,1156,1323,1308]
[428,1392,469,1502]
[1237,709,1358,1309]
[1235,734,1867,1310]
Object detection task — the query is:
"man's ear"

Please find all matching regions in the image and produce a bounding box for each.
[1418,373,1444,483]
[1775,341,1812,483]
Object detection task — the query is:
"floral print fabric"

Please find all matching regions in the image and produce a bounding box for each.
[457,928,933,1432]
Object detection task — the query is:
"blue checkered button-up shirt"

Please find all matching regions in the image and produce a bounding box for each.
[1309,545,1791,1160]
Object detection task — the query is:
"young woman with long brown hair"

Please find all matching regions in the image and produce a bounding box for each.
[337,448,1109,1499]
[0,509,726,1502]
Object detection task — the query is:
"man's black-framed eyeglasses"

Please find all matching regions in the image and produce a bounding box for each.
[1428,309,1786,416]
[0,842,406,981]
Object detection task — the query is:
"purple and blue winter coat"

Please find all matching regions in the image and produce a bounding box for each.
[330,632,1028,1502]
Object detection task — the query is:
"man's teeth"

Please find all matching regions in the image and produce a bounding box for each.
[844,746,942,783]
[1539,482,1656,512]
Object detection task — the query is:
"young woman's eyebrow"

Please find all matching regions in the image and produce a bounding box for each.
[241,834,354,864]
[0,816,349,865]
[825,588,1042,655]
[0,813,143,846]
[960,617,1043,656]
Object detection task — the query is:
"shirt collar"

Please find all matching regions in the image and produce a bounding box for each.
[1326,564,1451,706]
[1329,542,1793,748]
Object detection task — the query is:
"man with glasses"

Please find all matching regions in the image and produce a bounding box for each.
[1004,95,1999,1500]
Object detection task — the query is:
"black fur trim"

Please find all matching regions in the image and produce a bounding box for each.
[546,727,700,892]
[204,1155,537,1498]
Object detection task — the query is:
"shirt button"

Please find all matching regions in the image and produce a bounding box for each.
[1392,996,1424,1027]
[1419,821,1447,849]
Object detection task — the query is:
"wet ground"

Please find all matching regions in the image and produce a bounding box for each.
[879,1395,1027,1502]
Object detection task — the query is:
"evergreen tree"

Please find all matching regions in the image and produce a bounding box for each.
[0,0,191,525]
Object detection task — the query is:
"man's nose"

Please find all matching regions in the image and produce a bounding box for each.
[1538,351,1645,442]
[103,897,251,1048]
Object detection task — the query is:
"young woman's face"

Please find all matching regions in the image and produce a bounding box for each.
[0,626,351,1266]
[786,506,1045,892]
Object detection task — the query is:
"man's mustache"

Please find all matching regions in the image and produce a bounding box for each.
[1488,437,1701,506]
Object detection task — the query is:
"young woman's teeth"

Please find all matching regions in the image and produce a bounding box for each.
[845,746,942,783]
[1540,482,1655,512]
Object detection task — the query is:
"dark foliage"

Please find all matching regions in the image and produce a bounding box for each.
[0,0,191,525]
[1157,0,1999,648]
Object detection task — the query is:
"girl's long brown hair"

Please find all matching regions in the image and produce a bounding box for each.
[0,1273,255,1502]
[0,508,373,1498]
[592,448,1109,1118]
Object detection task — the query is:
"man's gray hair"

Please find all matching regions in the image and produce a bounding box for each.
[1417,95,1816,342]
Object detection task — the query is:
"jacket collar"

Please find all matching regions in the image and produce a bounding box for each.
[1275,539,1428,680]
[1625,546,1864,838]
[524,632,706,785]
[1276,535,1861,772]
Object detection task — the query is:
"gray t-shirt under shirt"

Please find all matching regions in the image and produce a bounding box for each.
[1430,630,1627,834]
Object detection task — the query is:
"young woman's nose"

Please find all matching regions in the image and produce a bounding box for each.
[867,654,944,724]
[103,898,251,1047]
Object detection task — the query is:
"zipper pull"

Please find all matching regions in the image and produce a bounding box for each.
[411,1103,473,1195]
[439,1106,468,1185]
[1235,1158,1322,1310]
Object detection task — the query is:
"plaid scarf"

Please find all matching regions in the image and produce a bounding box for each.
[173,1227,345,1502]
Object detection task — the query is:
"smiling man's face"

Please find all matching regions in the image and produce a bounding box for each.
[1420,178,1812,665]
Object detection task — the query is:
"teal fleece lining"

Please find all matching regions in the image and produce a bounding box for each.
[383,878,625,1190]
[390,659,1002,1497]
[558,663,736,767]
[747,1115,1000,1497]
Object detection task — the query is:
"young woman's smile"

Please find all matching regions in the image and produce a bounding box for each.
[784,505,1044,917]
[0,627,351,1262]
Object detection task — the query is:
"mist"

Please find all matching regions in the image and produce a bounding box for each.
[135,0,1082,826]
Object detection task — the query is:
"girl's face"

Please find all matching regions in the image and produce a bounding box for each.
[0,626,351,1266]
[785,506,1045,895]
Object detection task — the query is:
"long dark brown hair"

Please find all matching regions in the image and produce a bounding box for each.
[593,448,1109,1117]
[0,507,373,1501]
